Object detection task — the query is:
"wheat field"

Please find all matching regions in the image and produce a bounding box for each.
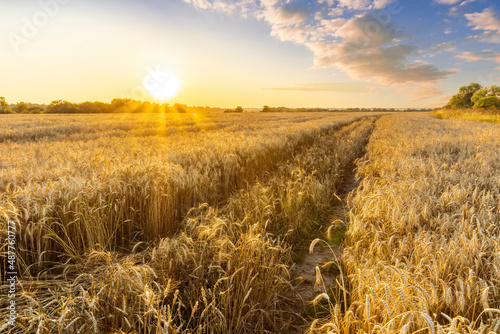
[1,112,500,333]
[311,113,500,333]
[0,112,376,333]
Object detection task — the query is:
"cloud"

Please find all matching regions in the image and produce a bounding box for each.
[435,0,478,11]
[264,6,309,26]
[318,18,346,33]
[308,14,455,86]
[465,8,500,42]
[336,0,393,11]
[434,0,461,5]
[183,0,257,14]
[258,5,312,43]
[456,51,482,61]
[329,7,345,16]
[456,50,500,64]
[448,0,479,17]
[183,0,455,100]
[458,0,478,5]
[271,25,310,43]
[312,44,456,85]
[427,94,453,108]
[466,8,500,31]
[431,41,456,52]
[406,85,446,102]
[262,82,370,93]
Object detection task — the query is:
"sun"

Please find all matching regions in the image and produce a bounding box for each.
[144,70,181,100]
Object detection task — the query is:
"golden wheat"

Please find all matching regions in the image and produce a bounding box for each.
[311,113,500,333]
[0,112,378,333]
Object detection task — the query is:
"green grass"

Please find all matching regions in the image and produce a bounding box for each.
[325,226,346,247]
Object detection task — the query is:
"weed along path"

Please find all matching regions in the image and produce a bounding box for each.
[291,174,353,304]
[289,118,378,333]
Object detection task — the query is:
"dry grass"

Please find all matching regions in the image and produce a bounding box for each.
[432,108,500,123]
[311,113,500,333]
[0,112,378,333]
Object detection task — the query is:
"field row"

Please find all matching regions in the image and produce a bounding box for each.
[0,114,378,333]
[1,113,375,278]
[6,112,498,333]
[313,114,500,333]
[0,113,374,143]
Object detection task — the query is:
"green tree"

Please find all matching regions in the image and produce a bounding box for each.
[235,106,244,113]
[445,82,482,109]
[174,103,187,113]
[470,85,500,108]
[262,105,271,113]
[0,97,12,114]
[46,100,80,114]
[473,96,500,109]
[28,105,45,114]
[471,88,488,105]
[13,102,29,114]
[490,85,500,97]
[79,101,111,113]
[110,98,132,112]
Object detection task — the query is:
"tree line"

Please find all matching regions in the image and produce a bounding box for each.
[0,98,221,114]
[261,106,431,112]
[0,97,435,115]
[444,83,500,110]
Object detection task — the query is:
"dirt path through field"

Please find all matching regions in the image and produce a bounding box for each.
[289,163,361,332]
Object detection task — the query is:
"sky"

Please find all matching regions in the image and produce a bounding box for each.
[0,0,499,108]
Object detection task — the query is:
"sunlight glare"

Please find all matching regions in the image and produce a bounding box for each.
[144,70,181,100]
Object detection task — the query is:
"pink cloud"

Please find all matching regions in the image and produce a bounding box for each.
[456,52,483,61]
[466,8,500,31]
[184,0,456,101]
[465,8,500,43]
[434,0,461,4]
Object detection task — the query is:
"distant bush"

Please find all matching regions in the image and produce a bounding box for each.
[0,97,12,114]
[224,106,244,113]
[13,102,30,114]
[0,96,223,115]
[28,105,45,114]
[42,100,194,114]
[173,103,188,113]
[79,101,111,113]
[473,96,500,109]
[261,105,332,113]
[46,100,81,114]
